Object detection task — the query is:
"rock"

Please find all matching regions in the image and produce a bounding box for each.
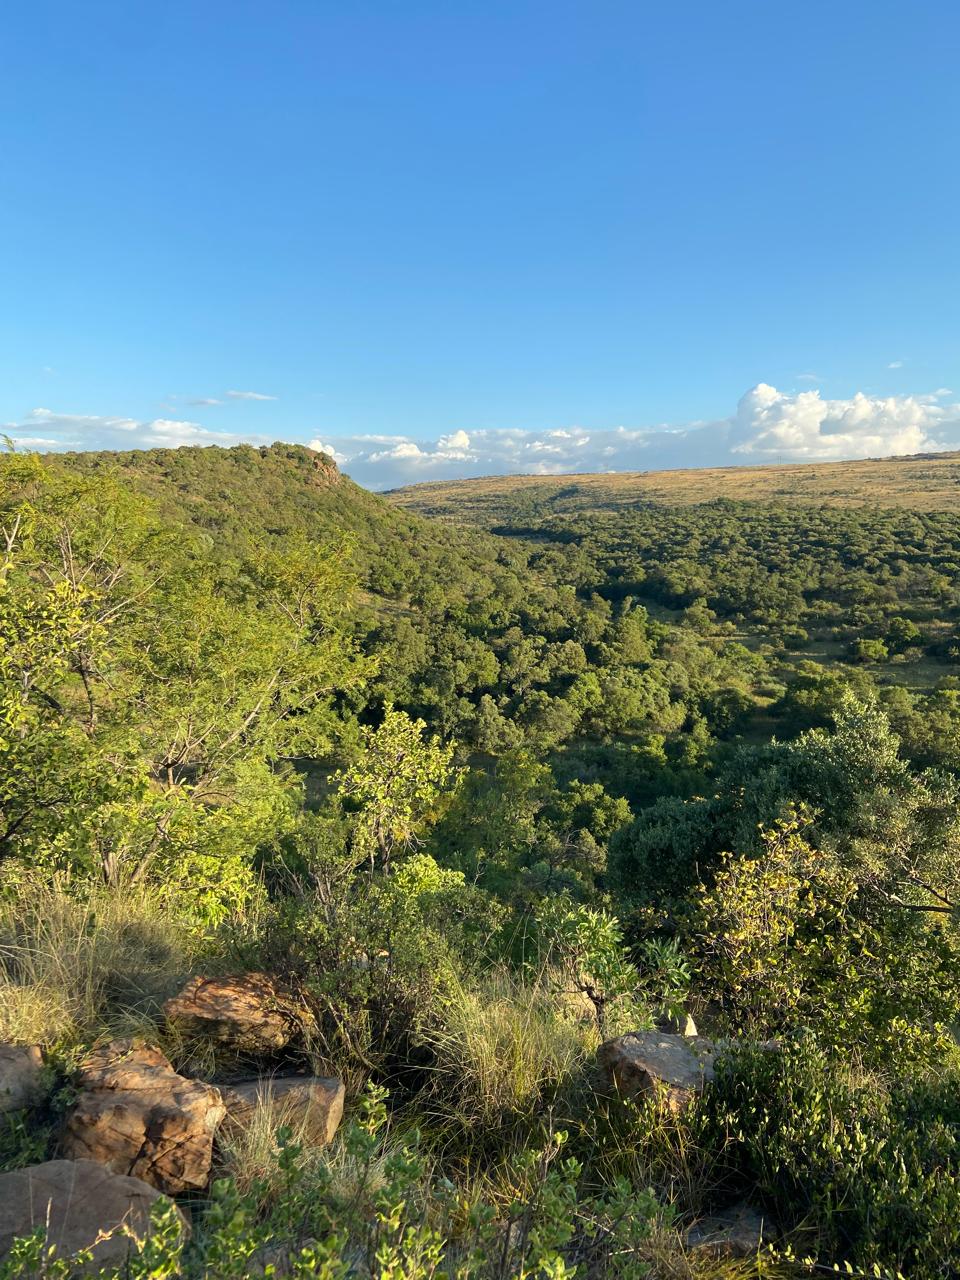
[0,1159,188,1268]
[164,973,300,1054]
[598,1031,717,1112]
[0,1045,44,1113]
[654,1011,698,1037]
[686,1203,769,1258]
[221,1075,345,1146]
[63,1041,225,1194]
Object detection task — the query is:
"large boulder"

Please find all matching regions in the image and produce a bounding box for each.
[598,1031,717,1112]
[0,1159,188,1268]
[221,1075,345,1146]
[164,973,301,1054]
[63,1041,225,1194]
[0,1045,44,1113]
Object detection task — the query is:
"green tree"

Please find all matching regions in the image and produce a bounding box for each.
[0,457,368,921]
[336,707,458,872]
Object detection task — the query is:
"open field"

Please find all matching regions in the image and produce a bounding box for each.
[387,449,960,519]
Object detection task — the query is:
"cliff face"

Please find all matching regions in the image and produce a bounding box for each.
[303,445,341,488]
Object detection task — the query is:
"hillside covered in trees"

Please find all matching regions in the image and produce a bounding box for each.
[3,442,960,1278]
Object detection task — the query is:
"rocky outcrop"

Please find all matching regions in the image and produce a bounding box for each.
[686,1203,769,1258]
[221,1075,345,1146]
[63,1041,225,1194]
[598,1031,717,1112]
[0,1045,43,1113]
[164,974,301,1054]
[0,1159,188,1268]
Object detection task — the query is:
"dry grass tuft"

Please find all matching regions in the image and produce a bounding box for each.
[427,968,595,1127]
[0,878,195,1048]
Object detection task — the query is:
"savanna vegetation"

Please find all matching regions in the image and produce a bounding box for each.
[3,442,960,1278]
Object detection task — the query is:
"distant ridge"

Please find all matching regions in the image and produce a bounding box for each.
[386,449,960,520]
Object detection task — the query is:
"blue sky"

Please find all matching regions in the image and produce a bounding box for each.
[2,1,959,488]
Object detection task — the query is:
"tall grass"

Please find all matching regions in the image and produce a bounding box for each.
[426,968,595,1128]
[0,878,197,1048]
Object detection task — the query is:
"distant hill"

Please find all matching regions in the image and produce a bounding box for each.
[386,449,960,521]
[58,442,403,553]
[51,442,529,604]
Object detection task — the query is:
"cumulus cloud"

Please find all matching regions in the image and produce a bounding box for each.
[369,441,426,462]
[888,360,904,370]
[309,383,960,488]
[435,429,473,460]
[226,389,276,401]
[5,407,268,452]
[306,438,349,464]
[729,383,950,460]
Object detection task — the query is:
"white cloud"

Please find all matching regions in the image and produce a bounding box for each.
[306,438,349,464]
[186,397,223,406]
[5,436,60,448]
[225,389,276,401]
[8,381,960,490]
[7,407,268,453]
[729,383,950,460]
[369,441,426,462]
[888,360,904,369]
[435,429,473,460]
[314,383,960,488]
[353,433,413,444]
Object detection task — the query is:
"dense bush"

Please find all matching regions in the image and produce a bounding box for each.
[705,1038,960,1275]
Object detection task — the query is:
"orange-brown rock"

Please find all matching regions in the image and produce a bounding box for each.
[221,1075,345,1146]
[598,1031,717,1112]
[0,1159,188,1268]
[164,973,300,1053]
[63,1041,225,1193]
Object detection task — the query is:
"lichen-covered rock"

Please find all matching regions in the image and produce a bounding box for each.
[0,1045,43,1113]
[598,1031,716,1111]
[0,1159,188,1268]
[164,973,300,1053]
[686,1203,770,1258]
[221,1075,345,1146]
[63,1041,225,1193]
